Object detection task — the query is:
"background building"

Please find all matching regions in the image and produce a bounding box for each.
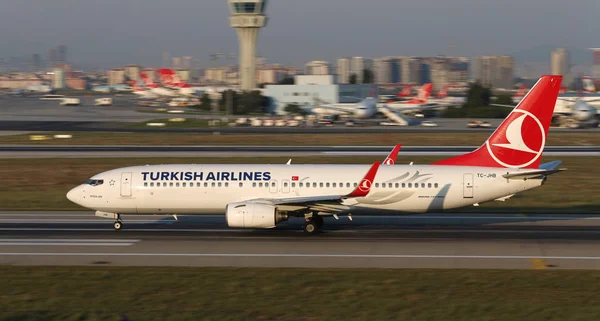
[551,48,569,77]
[52,68,65,89]
[400,57,419,84]
[304,61,330,75]
[591,48,600,79]
[473,55,514,89]
[350,57,372,83]
[107,68,125,86]
[373,57,400,84]
[336,58,351,84]
[265,75,378,114]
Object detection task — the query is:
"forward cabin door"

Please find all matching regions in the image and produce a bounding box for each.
[463,173,474,198]
[121,172,132,197]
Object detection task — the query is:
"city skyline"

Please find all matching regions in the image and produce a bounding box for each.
[0,0,598,69]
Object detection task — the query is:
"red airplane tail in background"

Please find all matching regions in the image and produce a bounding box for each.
[396,85,412,98]
[513,85,527,98]
[404,83,432,104]
[436,86,449,98]
[433,75,562,169]
[159,69,190,88]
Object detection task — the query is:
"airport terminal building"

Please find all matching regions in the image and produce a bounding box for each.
[265,75,378,114]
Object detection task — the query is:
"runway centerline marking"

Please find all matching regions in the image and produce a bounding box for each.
[2,253,600,260]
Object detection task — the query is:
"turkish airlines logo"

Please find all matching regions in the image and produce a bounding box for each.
[358,179,372,193]
[485,109,545,168]
[383,158,395,165]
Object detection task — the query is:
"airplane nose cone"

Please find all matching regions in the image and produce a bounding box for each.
[66,186,81,204]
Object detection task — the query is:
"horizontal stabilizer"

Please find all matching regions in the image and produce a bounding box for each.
[502,168,565,179]
[539,160,562,170]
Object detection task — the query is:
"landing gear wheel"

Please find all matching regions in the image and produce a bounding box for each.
[113,221,123,230]
[304,222,318,234]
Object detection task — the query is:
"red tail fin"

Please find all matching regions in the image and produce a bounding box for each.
[397,86,412,98]
[436,86,448,98]
[417,83,432,102]
[433,75,562,169]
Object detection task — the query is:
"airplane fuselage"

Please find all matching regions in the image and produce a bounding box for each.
[68,164,543,215]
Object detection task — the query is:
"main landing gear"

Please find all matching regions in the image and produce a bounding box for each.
[113,214,123,230]
[304,215,324,234]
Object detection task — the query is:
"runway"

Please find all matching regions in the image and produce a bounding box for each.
[1,145,598,158]
[2,212,600,269]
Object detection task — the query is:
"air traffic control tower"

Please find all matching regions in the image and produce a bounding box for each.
[228,0,268,91]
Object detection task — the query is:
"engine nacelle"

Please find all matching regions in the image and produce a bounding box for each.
[225,202,288,228]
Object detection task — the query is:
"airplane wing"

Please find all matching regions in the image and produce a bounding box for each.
[383,144,401,165]
[303,105,355,115]
[246,162,381,209]
[387,103,457,112]
[491,104,517,108]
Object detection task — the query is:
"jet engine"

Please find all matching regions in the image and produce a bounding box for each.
[225,202,288,228]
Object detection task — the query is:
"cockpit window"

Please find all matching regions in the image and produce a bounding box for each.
[86,179,104,186]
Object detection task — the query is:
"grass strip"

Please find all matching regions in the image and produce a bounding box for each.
[0,266,599,321]
[0,156,597,212]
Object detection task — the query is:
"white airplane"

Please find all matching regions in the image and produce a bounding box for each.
[140,73,179,97]
[67,75,565,234]
[303,97,379,119]
[158,69,196,96]
[383,83,456,112]
[130,80,159,100]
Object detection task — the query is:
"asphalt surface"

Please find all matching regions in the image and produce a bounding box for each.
[2,212,600,269]
[0,145,597,158]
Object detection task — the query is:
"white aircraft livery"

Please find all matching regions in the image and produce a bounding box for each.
[67,75,565,233]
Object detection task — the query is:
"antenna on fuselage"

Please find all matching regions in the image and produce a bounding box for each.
[286,159,292,165]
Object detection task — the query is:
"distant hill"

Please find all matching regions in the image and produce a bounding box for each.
[510,45,591,65]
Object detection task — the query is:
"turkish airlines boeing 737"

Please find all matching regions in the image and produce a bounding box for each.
[67,75,565,233]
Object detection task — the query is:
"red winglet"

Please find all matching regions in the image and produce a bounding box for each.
[346,162,381,198]
[383,144,401,165]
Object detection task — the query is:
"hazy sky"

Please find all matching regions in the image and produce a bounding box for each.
[1,0,598,69]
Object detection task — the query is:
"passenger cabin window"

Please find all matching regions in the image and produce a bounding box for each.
[428,183,432,188]
[395,183,399,188]
[150,182,154,187]
[375,183,379,188]
[239,182,243,187]
[144,182,148,187]
[204,182,208,187]
[299,183,303,187]
[434,183,439,188]
[182,183,186,187]
[86,179,104,186]
[408,183,412,188]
